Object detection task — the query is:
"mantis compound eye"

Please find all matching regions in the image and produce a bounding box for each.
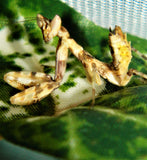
[37,14,51,42]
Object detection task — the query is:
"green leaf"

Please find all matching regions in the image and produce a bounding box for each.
[0,0,147,159]
[0,107,147,160]
[95,85,147,114]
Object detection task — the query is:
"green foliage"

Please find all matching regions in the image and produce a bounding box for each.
[0,107,147,160]
[95,85,147,114]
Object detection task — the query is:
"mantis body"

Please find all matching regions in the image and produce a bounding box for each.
[4,14,147,105]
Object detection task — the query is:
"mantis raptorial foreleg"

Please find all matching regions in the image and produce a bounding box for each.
[4,15,69,105]
[4,71,53,90]
[10,81,59,105]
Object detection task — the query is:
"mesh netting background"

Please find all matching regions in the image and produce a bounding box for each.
[61,0,147,39]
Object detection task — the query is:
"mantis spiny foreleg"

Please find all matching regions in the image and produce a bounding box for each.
[4,15,69,105]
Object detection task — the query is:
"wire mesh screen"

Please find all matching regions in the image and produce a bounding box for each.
[61,0,147,39]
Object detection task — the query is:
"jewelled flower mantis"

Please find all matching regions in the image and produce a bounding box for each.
[4,14,147,105]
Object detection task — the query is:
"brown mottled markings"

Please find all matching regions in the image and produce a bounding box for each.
[109,46,114,55]
[78,52,84,61]
[47,84,54,90]
[31,72,37,76]
[61,26,66,32]
[127,69,134,76]
[86,74,92,83]
[60,26,68,34]
[46,75,53,81]
[24,85,30,89]
[34,84,43,95]
[85,52,94,59]
[83,62,87,68]
[92,62,96,68]
[33,99,39,104]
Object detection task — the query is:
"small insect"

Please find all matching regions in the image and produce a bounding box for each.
[4,14,147,105]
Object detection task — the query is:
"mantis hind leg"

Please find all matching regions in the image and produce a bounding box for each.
[84,61,103,106]
[128,69,147,80]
